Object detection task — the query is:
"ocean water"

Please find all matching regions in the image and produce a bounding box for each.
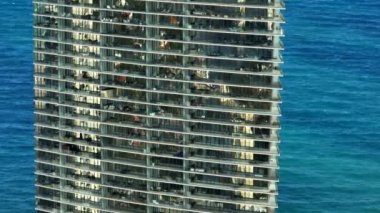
[0,0,379,212]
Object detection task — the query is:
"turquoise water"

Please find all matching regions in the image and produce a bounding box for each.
[0,0,379,212]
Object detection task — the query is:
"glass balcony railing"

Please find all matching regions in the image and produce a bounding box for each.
[65,170,101,184]
[128,0,284,9]
[191,189,269,204]
[192,202,271,213]
[106,188,147,203]
[36,160,276,204]
[33,11,282,36]
[60,123,101,134]
[188,162,276,180]
[35,108,59,116]
[67,0,100,7]
[34,0,57,3]
[105,201,146,213]
[57,97,100,109]
[106,176,147,191]
[65,160,101,171]
[34,0,284,10]
[100,89,276,113]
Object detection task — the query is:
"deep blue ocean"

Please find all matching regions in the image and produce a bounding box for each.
[0,0,379,212]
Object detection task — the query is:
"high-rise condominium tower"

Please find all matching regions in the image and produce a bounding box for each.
[34,0,284,212]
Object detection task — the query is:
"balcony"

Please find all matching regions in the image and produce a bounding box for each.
[188,163,276,181]
[62,73,100,85]
[35,107,59,116]
[106,176,147,191]
[35,115,59,128]
[65,159,101,171]
[99,99,278,129]
[35,23,281,51]
[107,187,147,204]
[34,45,282,78]
[63,181,102,197]
[63,86,100,98]
[61,98,101,110]
[192,202,272,213]
[190,189,271,206]
[66,169,101,184]
[142,0,285,9]
[33,11,283,36]
[35,17,57,28]
[65,0,100,7]
[190,178,273,194]
[36,195,105,213]
[102,83,278,109]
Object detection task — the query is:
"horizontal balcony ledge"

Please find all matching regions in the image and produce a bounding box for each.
[38,179,277,208]
[35,122,99,136]
[39,90,281,115]
[34,62,100,73]
[35,135,100,149]
[34,1,285,23]
[36,194,143,213]
[36,157,278,186]
[142,0,285,10]
[36,170,276,200]
[103,72,282,90]
[35,197,117,213]
[39,88,280,114]
[35,133,279,157]
[36,183,276,208]
[33,72,59,79]
[36,144,278,169]
[38,43,283,63]
[101,121,279,143]
[34,48,283,65]
[33,87,281,116]
[34,54,282,79]
[33,19,284,37]
[36,140,279,170]
[36,170,276,204]
[33,85,281,113]
[189,181,277,195]
[35,27,284,50]
[107,112,280,130]
[102,170,278,190]
[38,157,278,184]
[190,193,277,208]
[35,109,58,116]
[34,69,282,91]
[54,186,143,207]
[34,117,279,146]
[34,61,283,79]
[34,73,100,85]
[36,171,188,200]
[35,158,278,182]
[35,74,100,86]
[34,35,284,51]
[34,207,54,213]
[34,51,283,77]
[35,99,281,129]
[109,143,278,157]
[189,156,277,168]
[103,83,282,102]
[34,0,285,10]
[38,106,281,131]
[36,169,276,199]
[39,188,205,213]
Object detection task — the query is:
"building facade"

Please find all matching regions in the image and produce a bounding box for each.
[34,0,284,212]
